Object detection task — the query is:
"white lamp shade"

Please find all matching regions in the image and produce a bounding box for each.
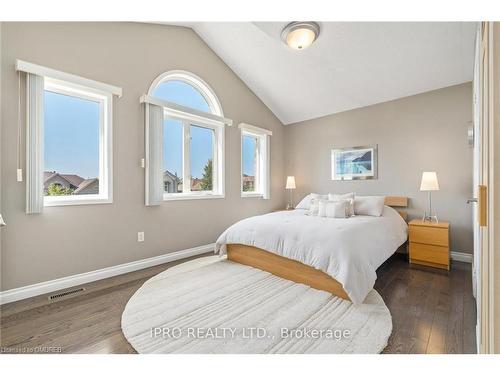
[286,176,296,189]
[420,172,439,191]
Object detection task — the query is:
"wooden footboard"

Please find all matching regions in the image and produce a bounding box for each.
[226,244,350,301]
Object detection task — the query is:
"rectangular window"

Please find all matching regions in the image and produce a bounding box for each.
[240,123,272,199]
[163,116,224,200]
[43,78,112,206]
[17,60,121,212]
[242,135,258,193]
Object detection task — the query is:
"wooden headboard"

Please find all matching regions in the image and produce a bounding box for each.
[384,196,409,220]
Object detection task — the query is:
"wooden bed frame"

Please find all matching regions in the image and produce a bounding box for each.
[226,196,409,301]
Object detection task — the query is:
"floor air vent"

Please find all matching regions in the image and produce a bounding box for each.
[48,287,85,301]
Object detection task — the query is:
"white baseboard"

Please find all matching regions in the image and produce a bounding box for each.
[0,243,215,305]
[451,251,473,263]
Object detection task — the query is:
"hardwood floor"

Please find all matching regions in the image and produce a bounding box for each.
[377,255,477,354]
[0,253,476,354]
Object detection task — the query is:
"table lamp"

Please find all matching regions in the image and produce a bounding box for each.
[420,171,439,222]
[286,176,296,210]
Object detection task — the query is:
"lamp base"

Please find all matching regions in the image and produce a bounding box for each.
[286,203,295,210]
[422,213,439,223]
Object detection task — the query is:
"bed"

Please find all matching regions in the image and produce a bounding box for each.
[215,196,408,304]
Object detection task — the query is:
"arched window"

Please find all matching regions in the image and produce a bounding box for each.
[142,71,231,204]
[148,70,223,116]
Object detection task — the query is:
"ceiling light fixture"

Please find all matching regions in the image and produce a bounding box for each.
[281,21,320,50]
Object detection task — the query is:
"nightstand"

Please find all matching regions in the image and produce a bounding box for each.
[408,219,450,270]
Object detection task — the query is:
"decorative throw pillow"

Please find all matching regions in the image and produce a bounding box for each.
[318,200,348,218]
[297,193,327,210]
[328,192,355,216]
[353,196,386,217]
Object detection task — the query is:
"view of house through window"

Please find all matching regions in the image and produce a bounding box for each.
[44,89,101,197]
[242,134,257,192]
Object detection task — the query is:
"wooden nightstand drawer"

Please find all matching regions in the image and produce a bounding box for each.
[409,225,449,247]
[408,220,450,270]
[409,242,449,268]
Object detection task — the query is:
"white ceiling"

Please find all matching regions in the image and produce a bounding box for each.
[171,22,477,125]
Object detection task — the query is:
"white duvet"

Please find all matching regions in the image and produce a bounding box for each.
[215,206,408,304]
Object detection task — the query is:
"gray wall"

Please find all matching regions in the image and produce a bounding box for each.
[285,83,473,254]
[0,22,286,290]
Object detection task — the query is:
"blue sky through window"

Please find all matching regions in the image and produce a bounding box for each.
[162,121,215,179]
[242,135,256,176]
[163,119,183,178]
[44,90,100,178]
[190,125,213,179]
[153,80,210,112]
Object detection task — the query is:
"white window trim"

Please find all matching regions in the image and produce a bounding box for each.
[16,60,122,97]
[142,70,230,202]
[239,123,272,199]
[43,78,113,207]
[140,95,232,126]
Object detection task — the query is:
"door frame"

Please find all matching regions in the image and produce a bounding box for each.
[476,21,495,354]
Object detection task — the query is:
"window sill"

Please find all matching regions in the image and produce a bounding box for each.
[241,192,264,198]
[44,196,112,207]
[163,193,225,202]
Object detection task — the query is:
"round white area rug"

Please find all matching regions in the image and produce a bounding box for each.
[121,256,392,354]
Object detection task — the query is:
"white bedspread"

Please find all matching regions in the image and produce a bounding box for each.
[215,206,408,304]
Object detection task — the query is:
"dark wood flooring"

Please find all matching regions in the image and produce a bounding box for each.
[0,253,476,354]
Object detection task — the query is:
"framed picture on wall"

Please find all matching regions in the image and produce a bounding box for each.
[331,145,378,180]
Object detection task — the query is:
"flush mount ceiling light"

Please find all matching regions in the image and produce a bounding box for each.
[281,21,320,50]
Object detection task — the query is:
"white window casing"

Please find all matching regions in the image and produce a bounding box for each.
[16,60,122,97]
[16,60,121,209]
[239,123,272,200]
[26,73,44,214]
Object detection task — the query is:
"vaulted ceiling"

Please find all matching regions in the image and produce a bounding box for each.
[168,22,477,125]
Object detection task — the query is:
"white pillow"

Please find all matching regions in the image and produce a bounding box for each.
[318,200,348,218]
[353,196,386,217]
[328,193,355,216]
[295,194,312,210]
[307,198,322,216]
[296,193,327,210]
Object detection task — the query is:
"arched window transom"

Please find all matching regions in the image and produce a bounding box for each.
[148,70,223,116]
